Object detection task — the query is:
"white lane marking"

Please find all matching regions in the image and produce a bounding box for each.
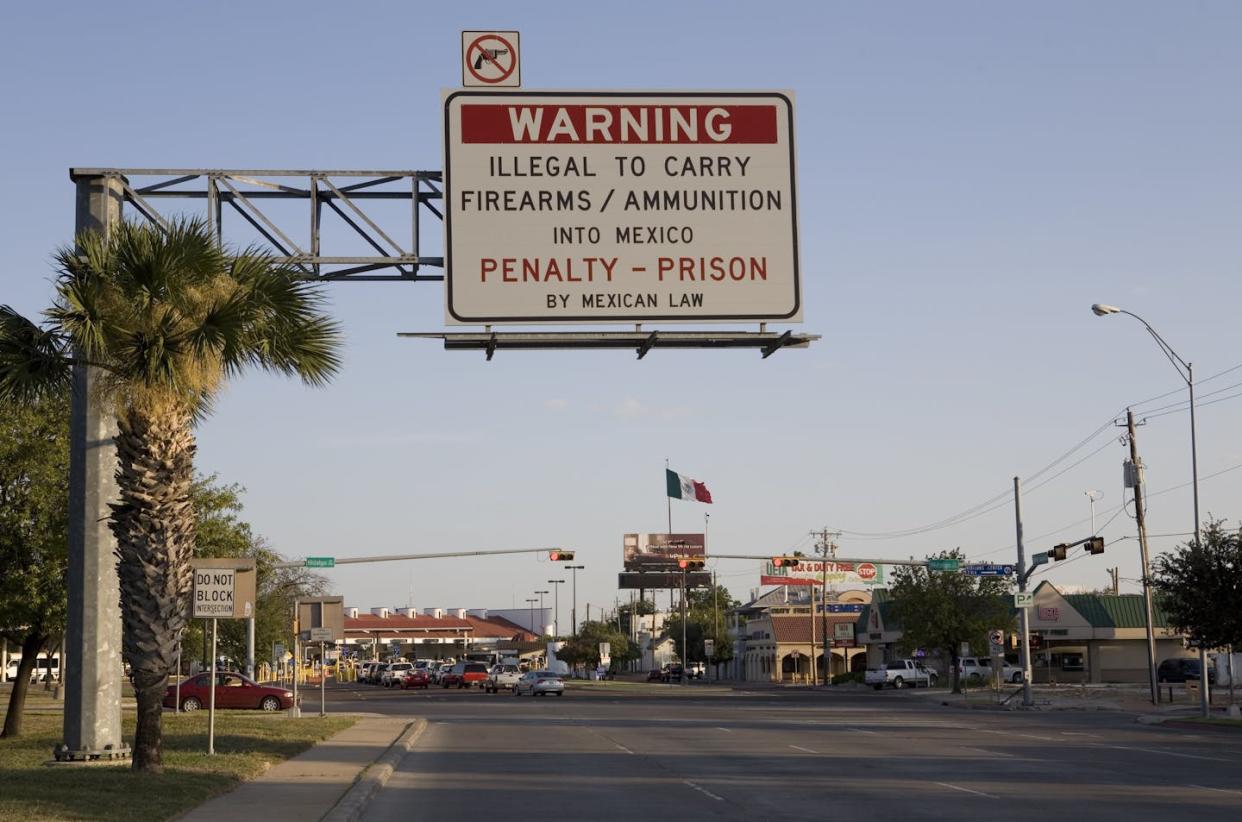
[614,743,634,754]
[1091,744,1230,762]
[957,747,1014,758]
[1060,732,1101,738]
[848,727,880,735]
[684,780,725,801]
[978,729,1056,741]
[789,744,819,754]
[1187,784,1242,796]
[936,782,998,799]
[717,727,732,732]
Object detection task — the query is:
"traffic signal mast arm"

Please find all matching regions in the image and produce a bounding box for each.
[1021,536,1105,585]
[713,553,933,567]
[272,546,573,570]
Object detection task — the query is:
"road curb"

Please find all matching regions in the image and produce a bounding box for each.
[321,717,428,822]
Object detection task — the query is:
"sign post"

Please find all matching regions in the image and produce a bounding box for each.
[208,618,217,755]
[191,559,256,753]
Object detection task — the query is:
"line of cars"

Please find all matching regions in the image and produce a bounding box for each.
[356,659,565,695]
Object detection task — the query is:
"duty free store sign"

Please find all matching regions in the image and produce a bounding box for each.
[443,91,801,324]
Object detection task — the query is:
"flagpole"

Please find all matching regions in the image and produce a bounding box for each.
[665,458,672,533]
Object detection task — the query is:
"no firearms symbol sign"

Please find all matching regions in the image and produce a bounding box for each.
[462,31,520,88]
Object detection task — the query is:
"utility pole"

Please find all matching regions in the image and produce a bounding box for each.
[1015,478,1034,708]
[1108,568,1120,596]
[567,565,585,636]
[1126,409,1160,705]
[811,528,840,685]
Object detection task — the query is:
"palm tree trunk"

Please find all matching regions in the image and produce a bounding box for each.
[111,410,196,773]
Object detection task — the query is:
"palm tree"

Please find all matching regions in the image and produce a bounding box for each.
[0,218,341,771]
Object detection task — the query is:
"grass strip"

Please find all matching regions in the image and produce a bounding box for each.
[0,711,353,821]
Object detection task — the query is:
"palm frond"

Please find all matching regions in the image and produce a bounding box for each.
[0,306,73,405]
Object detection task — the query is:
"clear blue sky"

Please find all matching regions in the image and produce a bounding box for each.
[3,1,1240,618]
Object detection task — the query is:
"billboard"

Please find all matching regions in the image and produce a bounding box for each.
[760,560,885,588]
[623,533,705,570]
[618,571,712,590]
[443,91,800,324]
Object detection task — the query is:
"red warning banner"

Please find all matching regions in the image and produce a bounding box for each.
[460,104,778,144]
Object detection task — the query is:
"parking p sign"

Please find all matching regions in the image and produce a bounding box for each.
[1013,592,1034,609]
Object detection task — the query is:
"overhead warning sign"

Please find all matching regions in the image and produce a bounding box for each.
[443,91,800,325]
[462,31,520,88]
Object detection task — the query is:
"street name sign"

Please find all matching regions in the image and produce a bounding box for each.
[191,558,256,619]
[443,91,800,324]
[1014,592,1034,609]
[964,563,1015,577]
[927,558,960,572]
[1030,552,1049,567]
[305,557,335,568]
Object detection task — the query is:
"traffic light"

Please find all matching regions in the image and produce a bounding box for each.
[549,550,575,561]
[1084,537,1105,555]
[1051,543,1069,561]
[772,556,800,568]
[677,557,705,570]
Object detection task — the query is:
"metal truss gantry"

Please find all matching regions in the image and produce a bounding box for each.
[69,168,444,282]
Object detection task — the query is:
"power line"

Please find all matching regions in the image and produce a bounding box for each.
[826,362,1242,543]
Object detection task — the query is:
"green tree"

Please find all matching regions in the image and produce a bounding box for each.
[180,475,326,673]
[1150,520,1242,650]
[887,549,1014,693]
[0,394,69,738]
[665,583,736,670]
[617,597,656,638]
[556,620,636,672]
[0,218,341,771]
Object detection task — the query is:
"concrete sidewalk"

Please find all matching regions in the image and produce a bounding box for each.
[177,714,410,822]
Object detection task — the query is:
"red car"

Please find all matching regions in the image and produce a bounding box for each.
[442,662,490,688]
[400,669,431,689]
[163,672,295,712]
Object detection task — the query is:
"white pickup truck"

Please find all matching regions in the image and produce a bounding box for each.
[865,659,938,690]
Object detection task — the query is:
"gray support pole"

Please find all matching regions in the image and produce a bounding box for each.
[320,641,326,717]
[246,617,255,681]
[208,619,217,755]
[1015,477,1034,708]
[62,173,128,760]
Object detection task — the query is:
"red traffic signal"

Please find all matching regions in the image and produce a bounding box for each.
[549,550,576,562]
[677,557,705,570]
[772,556,800,568]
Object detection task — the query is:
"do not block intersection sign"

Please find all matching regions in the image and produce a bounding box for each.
[191,558,256,619]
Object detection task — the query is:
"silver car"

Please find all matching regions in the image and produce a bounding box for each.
[513,670,564,697]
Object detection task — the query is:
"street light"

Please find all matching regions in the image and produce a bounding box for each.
[525,598,538,637]
[1093,303,1207,716]
[566,565,585,636]
[1086,490,1103,535]
[547,580,566,638]
[535,590,549,637]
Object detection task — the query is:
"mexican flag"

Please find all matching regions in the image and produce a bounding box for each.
[666,469,713,504]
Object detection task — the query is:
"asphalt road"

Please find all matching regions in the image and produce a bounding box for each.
[321,681,1242,821]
